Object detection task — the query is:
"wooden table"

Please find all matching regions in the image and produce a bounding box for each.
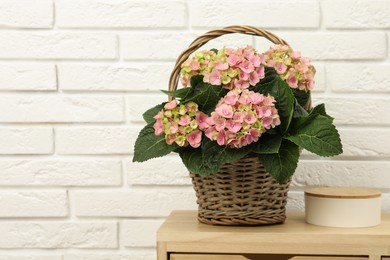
[157,211,390,260]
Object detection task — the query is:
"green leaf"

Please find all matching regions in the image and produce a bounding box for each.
[183,82,228,115]
[252,134,282,154]
[285,114,342,157]
[310,103,334,122]
[142,103,165,124]
[179,147,218,176]
[259,77,295,134]
[161,88,193,99]
[264,66,278,77]
[190,75,204,88]
[251,69,278,93]
[202,138,251,169]
[133,123,178,162]
[210,48,218,54]
[293,100,309,118]
[260,140,299,184]
[292,88,311,108]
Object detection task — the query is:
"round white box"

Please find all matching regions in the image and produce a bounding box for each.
[304,187,381,228]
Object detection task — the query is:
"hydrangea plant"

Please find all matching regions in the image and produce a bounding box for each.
[133,45,342,183]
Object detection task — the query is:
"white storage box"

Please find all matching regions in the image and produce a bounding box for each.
[304,187,381,228]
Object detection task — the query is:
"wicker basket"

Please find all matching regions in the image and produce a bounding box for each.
[168,25,306,226]
[191,156,290,225]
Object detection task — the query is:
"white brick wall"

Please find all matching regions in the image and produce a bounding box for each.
[0,0,389,259]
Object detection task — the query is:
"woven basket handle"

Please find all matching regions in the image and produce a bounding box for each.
[168,25,289,93]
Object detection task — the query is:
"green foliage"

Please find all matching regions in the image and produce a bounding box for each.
[202,138,251,170]
[179,147,218,176]
[251,134,282,154]
[309,103,334,122]
[161,88,193,99]
[260,140,299,183]
[190,75,204,88]
[142,103,165,124]
[292,88,311,108]
[182,81,228,115]
[286,114,342,157]
[257,76,295,134]
[133,123,178,162]
[293,100,309,118]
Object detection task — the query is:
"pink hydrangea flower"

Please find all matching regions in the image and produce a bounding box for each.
[179,115,191,126]
[187,130,202,148]
[195,112,208,130]
[153,118,163,135]
[216,129,227,145]
[215,104,234,118]
[180,46,266,90]
[204,88,281,148]
[264,44,316,91]
[153,101,205,148]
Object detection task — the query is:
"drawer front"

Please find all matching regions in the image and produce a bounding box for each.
[170,254,250,260]
[289,257,368,260]
[170,255,368,260]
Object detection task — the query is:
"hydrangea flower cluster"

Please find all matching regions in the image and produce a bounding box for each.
[181,46,266,90]
[264,44,316,91]
[153,100,208,148]
[204,88,281,148]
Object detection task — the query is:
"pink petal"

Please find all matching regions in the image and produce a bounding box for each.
[164,100,178,110]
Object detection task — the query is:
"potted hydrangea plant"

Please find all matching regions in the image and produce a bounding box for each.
[133,26,342,225]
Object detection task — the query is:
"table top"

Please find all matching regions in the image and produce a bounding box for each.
[157,211,390,256]
[158,211,390,238]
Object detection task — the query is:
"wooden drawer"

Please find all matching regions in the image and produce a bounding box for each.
[170,255,368,260]
[170,254,250,260]
[289,257,368,260]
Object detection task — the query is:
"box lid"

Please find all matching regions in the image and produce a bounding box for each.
[304,187,381,199]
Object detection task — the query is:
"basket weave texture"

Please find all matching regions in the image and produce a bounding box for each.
[169,25,302,226]
[191,156,290,225]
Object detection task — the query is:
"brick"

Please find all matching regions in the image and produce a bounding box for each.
[256,32,386,60]
[127,94,167,122]
[56,127,136,155]
[0,0,53,28]
[64,251,155,260]
[286,191,304,211]
[74,189,197,217]
[0,255,61,260]
[122,219,164,247]
[0,222,117,248]
[190,0,319,28]
[57,0,186,28]
[0,160,121,186]
[122,33,194,61]
[323,0,390,29]
[314,97,390,125]
[0,95,124,122]
[312,62,325,92]
[0,127,53,155]
[126,156,191,186]
[327,63,390,92]
[0,64,56,91]
[201,34,257,51]
[0,191,67,217]
[0,33,117,60]
[58,63,172,92]
[292,160,390,189]
[338,128,390,158]
[122,33,256,61]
